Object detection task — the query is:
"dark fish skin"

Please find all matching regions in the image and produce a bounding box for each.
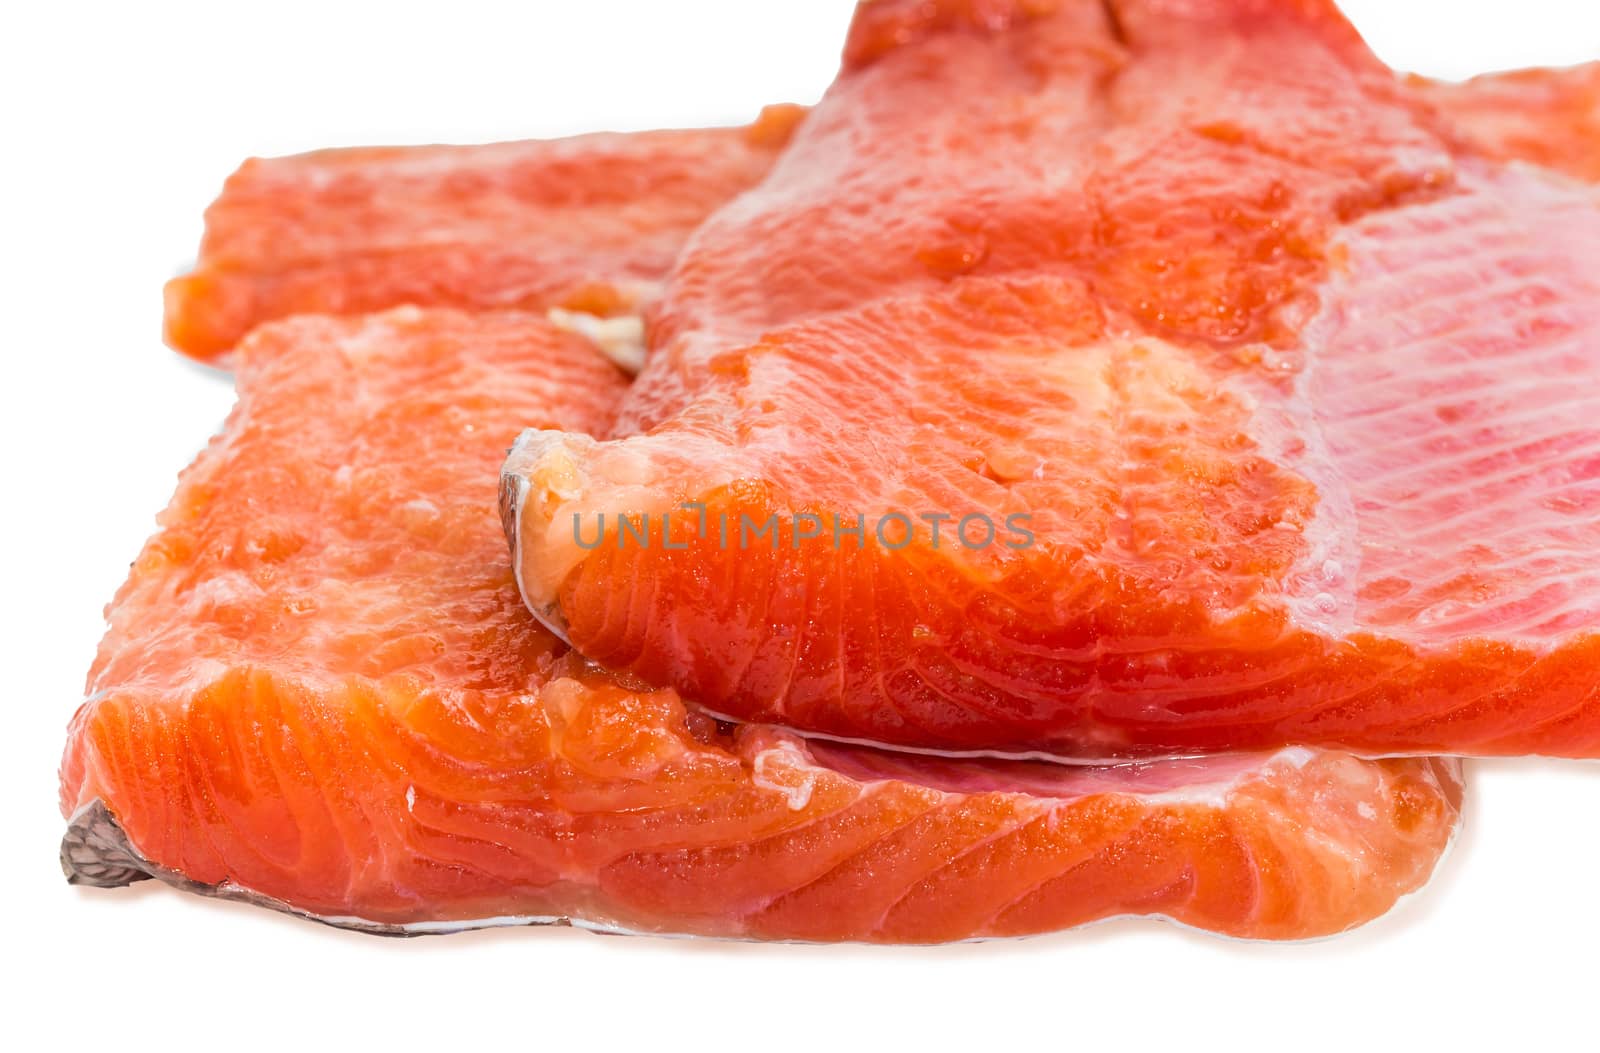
[61,802,151,889]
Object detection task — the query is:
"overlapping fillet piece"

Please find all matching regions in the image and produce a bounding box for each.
[502,0,1600,758]
[59,309,1460,941]
[163,104,805,362]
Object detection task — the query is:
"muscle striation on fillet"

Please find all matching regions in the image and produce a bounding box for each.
[163,105,805,362]
[501,0,1600,758]
[60,308,1460,941]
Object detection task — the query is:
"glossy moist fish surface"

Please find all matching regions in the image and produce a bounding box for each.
[59,309,1460,941]
[163,105,805,362]
[503,0,1600,759]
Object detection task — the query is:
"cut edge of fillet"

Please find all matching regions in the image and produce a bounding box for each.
[62,791,1462,944]
[500,429,607,641]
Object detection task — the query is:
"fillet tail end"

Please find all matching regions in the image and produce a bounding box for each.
[61,801,154,889]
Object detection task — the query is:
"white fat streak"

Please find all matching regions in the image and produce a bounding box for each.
[546,307,647,375]
[333,305,425,363]
[751,740,818,811]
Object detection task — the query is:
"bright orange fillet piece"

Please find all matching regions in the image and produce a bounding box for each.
[163,105,805,362]
[60,309,1460,940]
[503,0,1600,758]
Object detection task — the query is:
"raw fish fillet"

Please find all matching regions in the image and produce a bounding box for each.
[504,0,1600,758]
[1416,63,1600,184]
[163,105,804,362]
[59,309,1460,941]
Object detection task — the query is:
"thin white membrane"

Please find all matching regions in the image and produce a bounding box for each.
[1261,160,1600,648]
[693,703,1219,765]
[803,740,1314,804]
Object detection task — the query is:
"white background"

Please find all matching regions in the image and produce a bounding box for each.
[3,1,1598,1048]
